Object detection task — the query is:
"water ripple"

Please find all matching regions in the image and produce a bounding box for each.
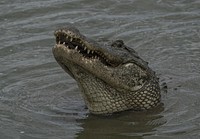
[0,0,200,138]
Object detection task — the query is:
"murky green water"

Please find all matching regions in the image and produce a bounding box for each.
[0,0,200,138]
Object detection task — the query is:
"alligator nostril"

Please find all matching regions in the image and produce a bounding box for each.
[56,36,59,43]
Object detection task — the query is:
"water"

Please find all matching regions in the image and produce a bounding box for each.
[0,0,200,138]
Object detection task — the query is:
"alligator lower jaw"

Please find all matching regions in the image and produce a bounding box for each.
[53,44,110,68]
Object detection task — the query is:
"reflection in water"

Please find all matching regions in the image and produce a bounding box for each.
[76,104,165,139]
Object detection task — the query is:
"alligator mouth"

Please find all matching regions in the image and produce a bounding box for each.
[55,30,114,66]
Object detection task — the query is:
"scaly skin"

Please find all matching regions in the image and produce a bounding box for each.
[52,26,161,114]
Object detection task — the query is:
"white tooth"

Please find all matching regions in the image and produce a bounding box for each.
[70,38,73,42]
[66,45,69,48]
[75,46,78,50]
[63,42,65,44]
[87,50,90,54]
[84,47,87,50]
[78,50,80,53]
[91,51,94,54]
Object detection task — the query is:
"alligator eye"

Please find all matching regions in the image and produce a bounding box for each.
[111,40,124,48]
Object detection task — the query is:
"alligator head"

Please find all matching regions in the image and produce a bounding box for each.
[52,26,161,114]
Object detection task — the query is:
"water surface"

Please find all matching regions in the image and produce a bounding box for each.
[0,0,200,139]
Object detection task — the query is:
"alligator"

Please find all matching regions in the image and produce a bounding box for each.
[52,26,161,114]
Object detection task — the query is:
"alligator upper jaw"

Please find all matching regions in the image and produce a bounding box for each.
[54,29,121,67]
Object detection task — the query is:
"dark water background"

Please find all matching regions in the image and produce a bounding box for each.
[0,0,200,138]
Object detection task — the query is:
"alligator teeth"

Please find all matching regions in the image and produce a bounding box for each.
[87,50,90,54]
[75,46,78,50]
[63,42,65,44]
[91,51,94,54]
[70,38,73,42]
[84,47,87,50]
[58,41,61,44]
